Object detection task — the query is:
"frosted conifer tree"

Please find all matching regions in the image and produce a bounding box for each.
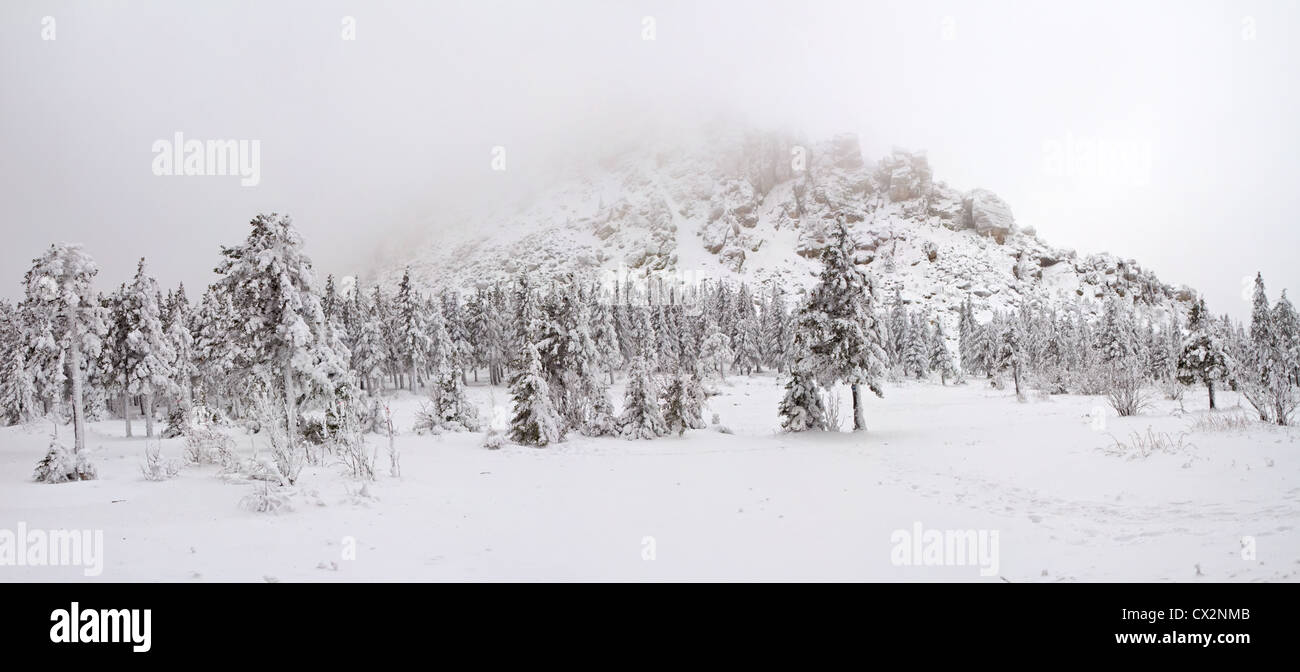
[395,269,431,391]
[888,286,908,367]
[762,281,793,372]
[928,316,956,385]
[902,312,928,380]
[778,369,827,432]
[21,244,105,454]
[124,259,177,437]
[1177,297,1230,409]
[508,343,562,446]
[732,314,763,375]
[213,213,345,439]
[661,367,705,436]
[787,217,887,431]
[618,355,666,439]
[0,301,35,425]
[700,321,733,381]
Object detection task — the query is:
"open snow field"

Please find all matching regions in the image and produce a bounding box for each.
[1,375,1297,582]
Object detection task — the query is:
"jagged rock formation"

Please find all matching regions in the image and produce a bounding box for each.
[378,128,1193,329]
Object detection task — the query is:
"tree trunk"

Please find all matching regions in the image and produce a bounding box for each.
[123,391,132,437]
[144,392,155,438]
[283,360,297,440]
[67,308,86,454]
[1206,379,1216,409]
[851,383,865,431]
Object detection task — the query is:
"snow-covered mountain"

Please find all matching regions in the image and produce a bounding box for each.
[378,126,1193,324]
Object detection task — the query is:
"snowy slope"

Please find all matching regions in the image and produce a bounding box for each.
[2,378,1294,581]
[375,127,1196,333]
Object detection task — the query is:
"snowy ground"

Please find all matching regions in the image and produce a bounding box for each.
[1,375,1297,582]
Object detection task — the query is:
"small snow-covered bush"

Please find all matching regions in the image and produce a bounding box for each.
[412,401,444,436]
[336,432,376,481]
[300,417,329,446]
[140,443,181,481]
[184,425,236,466]
[161,406,189,439]
[239,482,294,514]
[33,437,97,483]
[481,429,505,450]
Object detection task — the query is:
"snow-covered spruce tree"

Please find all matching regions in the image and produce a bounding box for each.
[762,281,793,373]
[888,286,907,369]
[507,342,563,446]
[590,289,622,386]
[927,315,956,385]
[958,297,978,377]
[789,216,887,431]
[1240,274,1298,424]
[165,283,198,410]
[1177,297,1230,409]
[0,301,35,425]
[440,291,473,382]
[661,368,704,436]
[486,284,513,385]
[21,244,105,454]
[1096,297,1136,366]
[655,304,682,372]
[213,213,346,440]
[699,320,733,381]
[994,315,1027,397]
[347,280,384,392]
[434,367,480,431]
[99,285,134,435]
[732,314,763,376]
[192,286,238,415]
[902,312,928,380]
[394,269,430,392]
[123,258,177,437]
[618,355,666,439]
[625,306,659,372]
[778,368,827,432]
[1275,291,1300,387]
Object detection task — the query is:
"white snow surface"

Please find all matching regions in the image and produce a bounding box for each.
[2,375,1296,582]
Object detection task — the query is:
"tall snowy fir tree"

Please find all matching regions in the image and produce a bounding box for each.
[928,315,955,385]
[0,301,35,425]
[762,281,792,373]
[507,342,562,447]
[785,217,887,431]
[123,258,176,437]
[213,213,345,440]
[394,269,431,392]
[1177,297,1229,410]
[778,369,827,432]
[165,283,198,409]
[902,312,928,380]
[21,244,105,454]
[618,355,666,439]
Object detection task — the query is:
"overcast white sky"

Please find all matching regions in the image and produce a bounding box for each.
[1,0,1296,319]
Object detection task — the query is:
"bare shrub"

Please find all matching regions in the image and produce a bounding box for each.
[1105,366,1152,417]
[140,442,181,481]
[823,389,842,431]
[1189,410,1258,433]
[1102,427,1195,460]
